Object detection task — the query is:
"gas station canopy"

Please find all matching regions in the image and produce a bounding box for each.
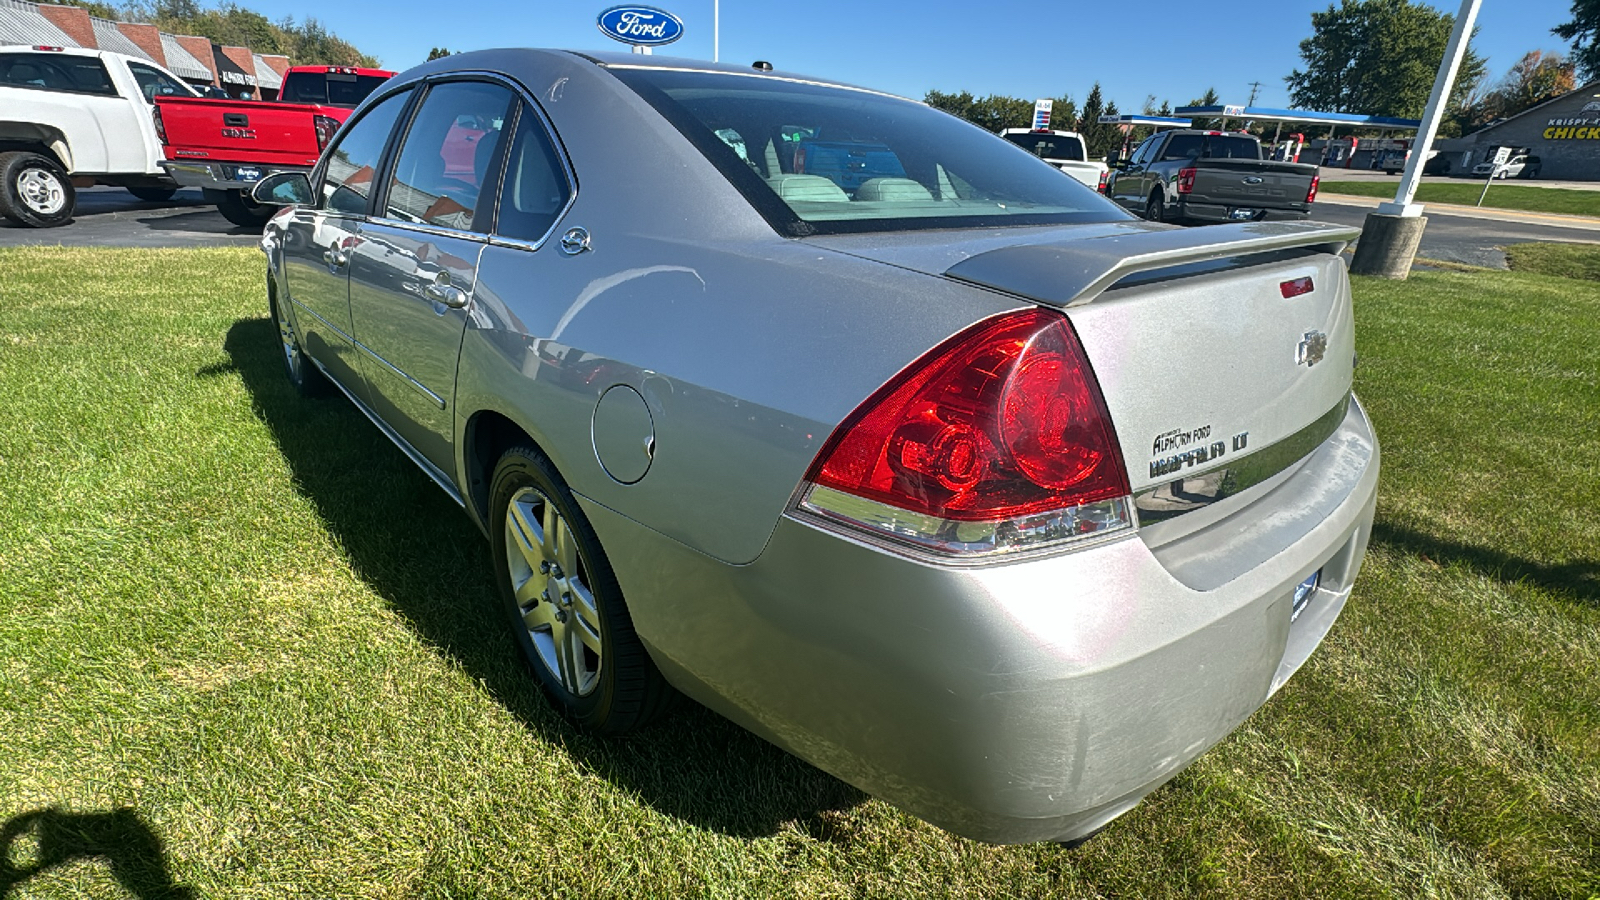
[1097,115,1193,128]
[1174,105,1422,132]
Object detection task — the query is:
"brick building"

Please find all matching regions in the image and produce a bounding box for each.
[0,0,289,99]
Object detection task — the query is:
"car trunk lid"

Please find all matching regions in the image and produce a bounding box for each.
[811,221,1360,497]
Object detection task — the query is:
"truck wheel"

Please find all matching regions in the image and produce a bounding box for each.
[127,186,178,202]
[0,151,75,228]
[215,190,275,229]
[1145,191,1166,223]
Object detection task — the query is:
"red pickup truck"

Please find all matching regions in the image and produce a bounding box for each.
[155,65,393,227]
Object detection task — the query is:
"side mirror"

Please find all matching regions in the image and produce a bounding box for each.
[1105,149,1122,168]
[252,172,313,207]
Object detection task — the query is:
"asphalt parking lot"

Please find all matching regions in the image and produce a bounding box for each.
[0,186,260,249]
[2,184,1595,270]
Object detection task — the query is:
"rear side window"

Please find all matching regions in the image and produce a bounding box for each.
[493,103,572,243]
[384,81,514,231]
[1003,132,1086,162]
[126,61,192,102]
[321,88,412,215]
[1160,134,1201,160]
[283,71,390,108]
[0,53,115,96]
[1161,133,1260,161]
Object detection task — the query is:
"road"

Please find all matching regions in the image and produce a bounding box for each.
[0,186,259,249]
[1309,197,1600,268]
[3,187,1597,270]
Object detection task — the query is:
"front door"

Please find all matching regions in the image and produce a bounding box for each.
[279,88,414,395]
[348,79,514,478]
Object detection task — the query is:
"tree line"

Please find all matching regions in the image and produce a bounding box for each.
[57,0,380,68]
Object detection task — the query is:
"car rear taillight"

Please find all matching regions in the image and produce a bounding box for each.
[1306,175,1320,204]
[796,308,1133,560]
[1097,170,1109,193]
[1177,167,1196,194]
[152,105,167,144]
[313,114,339,151]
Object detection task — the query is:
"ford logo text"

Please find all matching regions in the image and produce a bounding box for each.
[597,6,685,46]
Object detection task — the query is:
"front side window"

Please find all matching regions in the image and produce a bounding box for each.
[610,67,1123,236]
[126,61,192,102]
[384,81,513,231]
[321,88,412,215]
[493,103,572,243]
[0,53,115,96]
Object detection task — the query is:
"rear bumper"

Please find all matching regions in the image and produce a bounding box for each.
[583,396,1380,843]
[160,160,308,192]
[1177,199,1310,223]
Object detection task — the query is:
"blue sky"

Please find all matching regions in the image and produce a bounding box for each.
[272,1,1579,111]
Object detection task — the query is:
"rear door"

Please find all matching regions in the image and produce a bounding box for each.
[347,78,515,477]
[279,87,414,395]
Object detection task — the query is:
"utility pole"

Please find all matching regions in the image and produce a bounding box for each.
[1246,81,1263,106]
[714,0,719,63]
[1350,0,1484,279]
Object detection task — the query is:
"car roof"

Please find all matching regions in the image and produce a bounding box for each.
[0,44,119,60]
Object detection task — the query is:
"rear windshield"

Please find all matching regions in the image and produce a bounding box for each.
[281,71,389,107]
[0,52,115,96]
[1002,132,1086,162]
[1160,133,1261,161]
[609,67,1124,236]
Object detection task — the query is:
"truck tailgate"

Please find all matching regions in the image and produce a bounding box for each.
[1193,159,1319,212]
[156,96,327,167]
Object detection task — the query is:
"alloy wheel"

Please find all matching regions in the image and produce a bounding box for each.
[17,167,66,216]
[504,486,603,696]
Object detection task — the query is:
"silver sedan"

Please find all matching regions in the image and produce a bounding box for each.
[253,49,1379,845]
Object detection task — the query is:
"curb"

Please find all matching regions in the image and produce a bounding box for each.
[1316,193,1600,231]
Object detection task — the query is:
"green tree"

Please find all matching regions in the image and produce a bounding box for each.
[56,0,125,19]
[1075,83,1124,158]
[1554,0,1600,81]
[1286,0,1486,118]
[427,47,454,62]
[923,90,1075,134]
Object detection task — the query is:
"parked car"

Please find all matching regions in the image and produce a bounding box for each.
[1472,155,1528,179]
[253,49,1379,846]
[0,43,198,227]
[1105,129,1320,224]
[156,65,394,227]
[998,128,1108,190]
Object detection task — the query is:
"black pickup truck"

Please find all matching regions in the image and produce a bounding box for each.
[1105,130,1320,224]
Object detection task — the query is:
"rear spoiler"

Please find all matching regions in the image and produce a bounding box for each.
[944,221,1360,308]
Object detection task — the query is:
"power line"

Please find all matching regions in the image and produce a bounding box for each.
[1246,81,1264,106]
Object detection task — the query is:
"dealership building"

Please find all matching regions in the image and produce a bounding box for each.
[1435,81,1600,181]
[0,0,287,99]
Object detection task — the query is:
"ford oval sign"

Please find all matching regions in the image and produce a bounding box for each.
[598,6,684,47]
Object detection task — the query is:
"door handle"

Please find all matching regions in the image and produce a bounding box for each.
[424,276,468,309]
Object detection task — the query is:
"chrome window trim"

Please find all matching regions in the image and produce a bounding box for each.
[1133,392,1353,526]
[362,68,577,253]
[363,216,485,243]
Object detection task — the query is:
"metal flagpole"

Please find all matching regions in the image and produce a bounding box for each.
[714,0,719,62]
[1379,0,1483,216]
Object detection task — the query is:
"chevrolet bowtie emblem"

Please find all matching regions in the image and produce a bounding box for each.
[1297,330,1328,367]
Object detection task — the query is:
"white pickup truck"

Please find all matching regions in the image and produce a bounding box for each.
[999,128,1110,192]
[0,44,198,227]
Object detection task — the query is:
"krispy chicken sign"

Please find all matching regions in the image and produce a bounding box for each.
[1543,99,1600,140]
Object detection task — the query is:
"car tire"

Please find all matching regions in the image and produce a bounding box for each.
[215,189,276,229]
[1145,191,1165,223]
[268,287,327,397]
[127,186,178,202]
[489,445,673,735]
[0,151,75,228]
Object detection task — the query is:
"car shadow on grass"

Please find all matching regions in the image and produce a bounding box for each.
[219,317,865,839]
[0,807,192,899]
[1371,521,1598,607]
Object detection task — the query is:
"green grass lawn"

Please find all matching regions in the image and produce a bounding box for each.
[1322,180,1600,217]
[1,246,1597,898]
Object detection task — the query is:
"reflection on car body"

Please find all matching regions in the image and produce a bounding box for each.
[256,48,1379,846]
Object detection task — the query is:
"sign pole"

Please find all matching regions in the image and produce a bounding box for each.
[1352,0,1484,279]
[1378,0,1484,217]
[714,0,719,62]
